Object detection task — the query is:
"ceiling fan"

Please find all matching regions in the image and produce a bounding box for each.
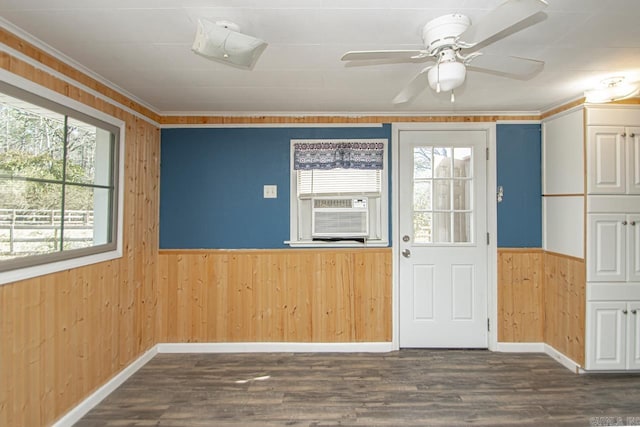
[341,0,548,104]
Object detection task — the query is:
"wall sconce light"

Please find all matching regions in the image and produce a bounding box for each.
[584,76,640,103]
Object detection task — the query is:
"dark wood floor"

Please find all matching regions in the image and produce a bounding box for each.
[75,350,640,427]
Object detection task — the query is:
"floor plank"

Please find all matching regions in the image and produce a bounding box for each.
[75,350,640,426]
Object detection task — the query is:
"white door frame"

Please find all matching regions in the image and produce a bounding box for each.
[391,122,498,351]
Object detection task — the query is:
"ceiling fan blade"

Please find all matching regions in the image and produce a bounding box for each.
[467,54,543,78]
[392,67,431,104]
[341,50,428,61]
[457,0,548,47]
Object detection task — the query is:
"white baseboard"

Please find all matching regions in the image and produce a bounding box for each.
[544,344,582,374]
[52,345,158,427]
[157,342,395,354]
[496,341,581,373]
[495,342,546,353]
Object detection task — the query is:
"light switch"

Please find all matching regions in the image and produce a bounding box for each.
[263,185,277,198]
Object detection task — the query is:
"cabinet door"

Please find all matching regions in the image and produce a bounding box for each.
[586,301,627,370]
[630,215,640,283]
[588,127,626,194]
[629,302,640,370]
[629,127,640,194]
[587,214,626,282]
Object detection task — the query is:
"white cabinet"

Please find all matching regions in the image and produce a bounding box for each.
[588,126,640,194]
[587,214,640,282]
[586,301,640,370]
[585,107,640,372]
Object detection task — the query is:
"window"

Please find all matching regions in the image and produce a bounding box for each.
[0,80,122,281]
[289,139,388,246]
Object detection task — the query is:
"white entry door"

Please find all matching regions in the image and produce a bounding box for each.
[399,129,488,348]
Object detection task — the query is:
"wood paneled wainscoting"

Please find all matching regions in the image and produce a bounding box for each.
[498,249,585,366]
[543,251,585,366]
[157,249,392,343]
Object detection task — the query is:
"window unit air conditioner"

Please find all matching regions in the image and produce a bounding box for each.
[311,197,369,238]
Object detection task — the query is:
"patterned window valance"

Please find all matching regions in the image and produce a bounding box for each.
[293,140,385,170]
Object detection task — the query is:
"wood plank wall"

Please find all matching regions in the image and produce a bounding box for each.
[497,249,544,342]
[157,249,392,343]
[497,248,586,366]
[543,251,586,366]
[0,53,161,427]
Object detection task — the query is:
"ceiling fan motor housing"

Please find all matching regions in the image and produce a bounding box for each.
[422,14,471,55]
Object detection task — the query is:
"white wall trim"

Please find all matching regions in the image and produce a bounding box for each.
[496,342,582,373]
[544,344,582,374]
[0,41,160,128]
[51,346,158,427]
[161,110,543,118]
[540,95,585,117]
[541,104,585,123]
[495,342,546,353]
[495,119,541,124]
[157,342,395,353]
[0,18,159,117]
[162,123,385,129]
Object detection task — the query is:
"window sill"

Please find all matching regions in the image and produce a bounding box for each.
[285,240,389,248]
[0,248,122,286]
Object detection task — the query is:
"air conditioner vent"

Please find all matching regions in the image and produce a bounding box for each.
[312,197,369,238]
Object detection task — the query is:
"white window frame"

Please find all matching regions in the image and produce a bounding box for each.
[287,138,389,247]
[0,71,125,286]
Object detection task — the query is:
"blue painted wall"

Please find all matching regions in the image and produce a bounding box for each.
[160,125,391,249]
[496,124,542,247]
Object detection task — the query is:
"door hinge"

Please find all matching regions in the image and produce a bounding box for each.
[486,232,490,245]
[486,147,489,160]
[487,318,490,332]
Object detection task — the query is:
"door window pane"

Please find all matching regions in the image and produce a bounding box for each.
[434,148,452,178]
[413,181,432,211]
[454,212,472,243]
[453,180,472,210]
[432,212,451,243]
[413,147,432,179]
[412,145,474,245]
[413,212,432,244]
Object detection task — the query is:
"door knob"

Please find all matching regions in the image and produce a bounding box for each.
[402,249,411,258]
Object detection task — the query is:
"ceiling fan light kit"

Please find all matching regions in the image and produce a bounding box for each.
[192,18,268,69]
[584,76,640,103]
[340,0,548,104]
[428,61,466,93]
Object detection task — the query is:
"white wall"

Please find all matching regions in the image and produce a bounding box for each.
[542,108,585,258]
[543,109,584,195]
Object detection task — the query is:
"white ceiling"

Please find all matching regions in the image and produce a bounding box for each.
[1,0,640,115]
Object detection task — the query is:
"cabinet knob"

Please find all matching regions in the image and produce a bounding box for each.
[622,309,628,315]
[622,220,628,226]
[632,309,637,315]
[630,133,636,138]
[621,133,626,137]
[631,221,637,226]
